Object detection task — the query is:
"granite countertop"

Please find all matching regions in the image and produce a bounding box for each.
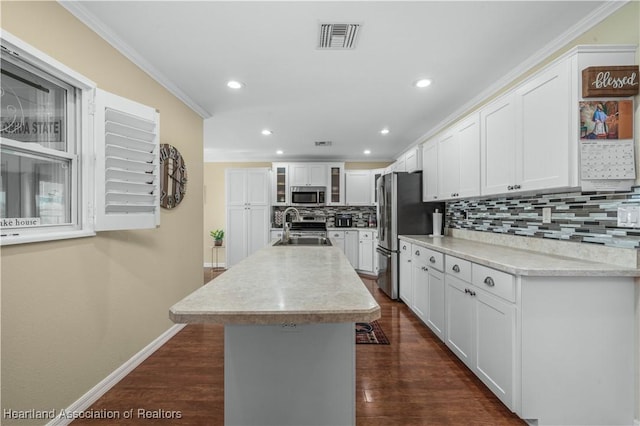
[170,245,381,325]
[399,235,640,277]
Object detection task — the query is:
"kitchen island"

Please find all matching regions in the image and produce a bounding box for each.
[170,244,380,426]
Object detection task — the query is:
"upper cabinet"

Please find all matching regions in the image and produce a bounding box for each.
[327,163,345,206]
[480,94,518,196]
[271,162,344,205]
[272,163,288,206]
[289,163,327,187]
[516,59,573,192]
[392,146,422,173]
[405,147,422,173]
[345,170,372,206]
[481,60,574,196]
[422,139,439,202]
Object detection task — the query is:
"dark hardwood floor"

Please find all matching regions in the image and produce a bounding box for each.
[72,268,524,425]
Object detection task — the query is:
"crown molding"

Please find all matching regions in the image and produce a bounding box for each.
[408,0,631,150]
[57,1,212,119]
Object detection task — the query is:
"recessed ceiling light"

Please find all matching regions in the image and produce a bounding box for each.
[276,150,283,155]
[364,149,371,155]
[261,129,273,136]
[227,80,244,89]
[380,128,390,135]
[414,79,432,88]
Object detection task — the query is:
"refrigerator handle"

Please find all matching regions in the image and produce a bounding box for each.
[376,247,391,258]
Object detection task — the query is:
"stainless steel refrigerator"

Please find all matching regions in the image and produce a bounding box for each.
[376,172,444,299]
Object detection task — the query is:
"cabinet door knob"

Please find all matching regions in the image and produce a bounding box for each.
[514,184,521,190]
[464,288,470,294]
[429,256,436,263]
[484,276,495,287]
[470,290,476,296]
[452,264,460,273]
[507,185,514,190]
[415,250,420,256]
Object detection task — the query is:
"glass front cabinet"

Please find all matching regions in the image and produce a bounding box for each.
[326,162,344,206]
[271,163,288,205]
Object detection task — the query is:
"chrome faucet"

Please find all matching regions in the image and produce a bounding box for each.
[281,207,301,243]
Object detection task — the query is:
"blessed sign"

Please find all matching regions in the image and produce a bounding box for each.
[582,66,639,97]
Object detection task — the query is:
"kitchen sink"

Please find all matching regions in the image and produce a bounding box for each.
[273,237,332,246]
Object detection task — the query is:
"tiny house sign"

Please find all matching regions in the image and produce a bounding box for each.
[582,65,639,97]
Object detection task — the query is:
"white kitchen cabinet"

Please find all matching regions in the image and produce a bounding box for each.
[358,230,374,273]
[345,170,372,206]
[426,268,445,340]
[328,230,345,252]
[422,139,439,202]
[445,274,475,368]
[437,114,481,200]
[516,59,573,192]
[437,130,458,200]
[326,163,345,206]
[289,163,327,187]
[480,93,517,196]
[271,163,288,205]
[226,168,270,268]
[456,114,481,199]
[481,58,574,196]
[344,230,359,269]
[445,256,515,410]
[411,246,429,322]
[474,287,515,409]
[398,241,412,305]
[404,147,422,173]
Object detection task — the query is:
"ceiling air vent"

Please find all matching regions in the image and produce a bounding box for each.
[315,141,333,147]
[318,23,361,49]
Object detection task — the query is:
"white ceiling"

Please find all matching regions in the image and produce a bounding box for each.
[62,1,618,162]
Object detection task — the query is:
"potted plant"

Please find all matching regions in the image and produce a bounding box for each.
[210,229,224,246]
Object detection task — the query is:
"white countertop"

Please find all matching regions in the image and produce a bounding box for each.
[399,235,640,277]
[170,244,381,325]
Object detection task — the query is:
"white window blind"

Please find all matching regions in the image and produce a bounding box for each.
[94,89,160,231]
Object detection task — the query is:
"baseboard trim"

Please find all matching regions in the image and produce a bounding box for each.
[47,323,187,426]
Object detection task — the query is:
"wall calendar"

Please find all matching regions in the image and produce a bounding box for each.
[579,99,635,191]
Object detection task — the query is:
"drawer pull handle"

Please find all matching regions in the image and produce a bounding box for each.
[452,264,460,273]
[429,256,436,263]
[484,276,495,287]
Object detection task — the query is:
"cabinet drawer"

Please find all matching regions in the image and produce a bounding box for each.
[329,231,345,240]
[359,231,373,240]
[445,255,472,282]
[472,264,515,302]
[413,245,444,271]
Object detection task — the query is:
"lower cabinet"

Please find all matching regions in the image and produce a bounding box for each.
[344,230,359,269]
[358,230,374,273]
[399,237,635,425]
[425,268,445,340]
[398,242,412,305]
[328,230,345,252]
[445,257,515,409]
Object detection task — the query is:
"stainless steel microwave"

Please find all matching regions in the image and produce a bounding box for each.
[290,186,326,206]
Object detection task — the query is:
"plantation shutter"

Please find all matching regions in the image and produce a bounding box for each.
[94,89,160,231]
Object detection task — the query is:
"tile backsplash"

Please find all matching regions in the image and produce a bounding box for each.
[446,187,640,249]
[272,206,377,228]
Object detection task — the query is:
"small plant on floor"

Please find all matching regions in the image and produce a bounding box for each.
[210,229,224,246]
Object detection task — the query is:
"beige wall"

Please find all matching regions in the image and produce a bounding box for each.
[202,161,391,267]
[1,2,204,423]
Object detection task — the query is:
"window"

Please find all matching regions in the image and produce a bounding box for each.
[1,31,160,245]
